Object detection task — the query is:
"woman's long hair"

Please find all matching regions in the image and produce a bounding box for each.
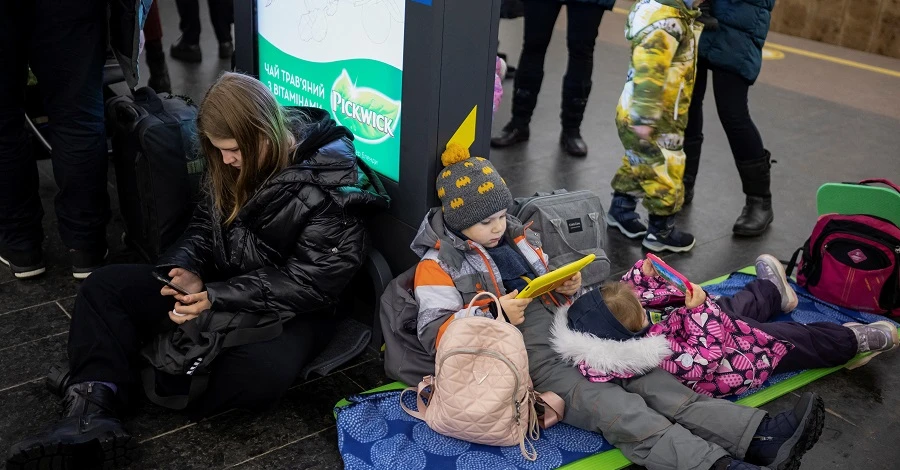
[197,72,297,225]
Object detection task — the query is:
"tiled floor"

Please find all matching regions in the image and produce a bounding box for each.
[2,2,900,469]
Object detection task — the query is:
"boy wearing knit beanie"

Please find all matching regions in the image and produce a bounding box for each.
[407,145,826,470]
[411,143,583,345]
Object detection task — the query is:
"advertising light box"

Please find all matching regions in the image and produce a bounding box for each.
[257,0,404,181]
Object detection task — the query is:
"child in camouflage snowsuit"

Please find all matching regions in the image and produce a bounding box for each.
[607,0,702,253]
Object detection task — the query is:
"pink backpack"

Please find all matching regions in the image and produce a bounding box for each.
[401,292,564,460]
[788,212,900,316]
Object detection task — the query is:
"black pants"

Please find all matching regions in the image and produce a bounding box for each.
[684,59,767,185]
[175,0,234,45]
[67,264,334,418]
[511,0,605,129]
[0,0,110,253]
[717,279,857,373]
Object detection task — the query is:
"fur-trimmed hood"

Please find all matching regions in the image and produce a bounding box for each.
[550,304,671,377]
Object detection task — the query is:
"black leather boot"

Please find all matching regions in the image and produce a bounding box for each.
[7,383,135,469]
[560,85,591,156]
[490,122,530,148]
[733,151,774,236]
[490,88,536,148]
[560,128,588,157]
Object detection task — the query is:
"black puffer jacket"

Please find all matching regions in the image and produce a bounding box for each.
[157,109,390,317]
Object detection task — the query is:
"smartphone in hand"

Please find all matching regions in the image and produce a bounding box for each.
[152,271,192,296]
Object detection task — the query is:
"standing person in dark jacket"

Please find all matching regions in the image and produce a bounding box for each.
[490,0,615,157]
[682,0,776,236]
[7,72,390,469]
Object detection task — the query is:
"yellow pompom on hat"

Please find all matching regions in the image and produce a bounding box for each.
[435,143,512,231]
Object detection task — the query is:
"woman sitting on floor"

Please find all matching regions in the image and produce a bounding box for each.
[7,72,389,469]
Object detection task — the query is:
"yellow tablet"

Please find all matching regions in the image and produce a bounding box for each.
[515,254,595,299]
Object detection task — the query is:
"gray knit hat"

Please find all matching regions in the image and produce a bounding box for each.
[436,143,513,231]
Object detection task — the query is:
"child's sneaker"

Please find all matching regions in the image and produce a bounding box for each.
[642,214,695,252]
[606,192,647,239]
[755,254,799,312]
[843,321,899,369]
[845,321,899,353]
[696,2,719,31]
[745,392,825,469]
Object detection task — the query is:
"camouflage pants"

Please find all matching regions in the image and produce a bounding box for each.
[610,119,686,216]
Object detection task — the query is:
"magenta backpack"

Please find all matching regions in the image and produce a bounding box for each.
[787,180,900,317]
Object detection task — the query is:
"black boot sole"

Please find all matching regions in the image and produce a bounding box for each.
[769,393,825,470]
[732,214,774,237]
[7,429,137,470]
[490,132,529,149]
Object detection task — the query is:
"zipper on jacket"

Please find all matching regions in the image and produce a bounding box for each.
[440,347,523,423]
[469,241,503,295]
[673,82,684,120]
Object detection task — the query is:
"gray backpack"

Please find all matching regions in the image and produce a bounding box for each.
[510,189,611,288]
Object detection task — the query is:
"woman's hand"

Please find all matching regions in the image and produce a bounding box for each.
[555,272,582,296]
[168,291,212,324]
[684,283,707,309]
[498,290,532,326]
[160,268,204,298]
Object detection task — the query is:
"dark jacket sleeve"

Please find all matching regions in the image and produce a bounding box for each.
[156,197,216,279]
[205,188,368,315]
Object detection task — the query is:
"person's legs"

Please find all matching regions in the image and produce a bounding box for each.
[0,1,46,278]
[9,264,170,469]
[175,0,202,44]
[520,303,734,469]
[30,0,111,275]
[710,67,772,236]
[717,278,858,372]
[491,0,561,147]
[607,120,651,239]
[172,0,204,62]
[614,133,693,252]
[558,2,604,156]
[184,316,336,419]
[682,58,709,205]
[622,368,766,459]
[716,279,782,323]
[208,0,234,58]
[144,1,172,93]
[68,264,176,385]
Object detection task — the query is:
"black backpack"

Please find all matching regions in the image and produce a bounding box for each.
[106,87,205,262]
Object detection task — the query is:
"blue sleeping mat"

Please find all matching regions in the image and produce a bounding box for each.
[334,270,897,470]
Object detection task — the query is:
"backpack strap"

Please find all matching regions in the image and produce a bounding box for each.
[858,179,900,193]
[785,247,804,278]
[535,391,565,429]
[400,375,433,420]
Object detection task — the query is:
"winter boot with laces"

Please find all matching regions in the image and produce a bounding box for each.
[7,382,135,469]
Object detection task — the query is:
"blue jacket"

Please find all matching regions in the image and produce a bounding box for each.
[699,0,775,84]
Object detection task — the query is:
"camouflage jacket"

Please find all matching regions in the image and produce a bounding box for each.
[616,0,702,140]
